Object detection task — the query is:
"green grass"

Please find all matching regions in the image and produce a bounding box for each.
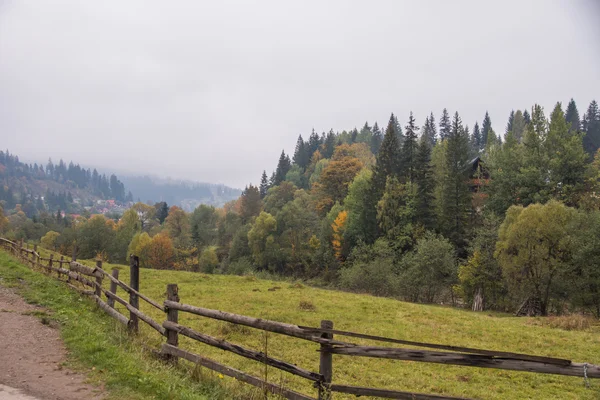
[0,251,264,400]
[5,249,600,399]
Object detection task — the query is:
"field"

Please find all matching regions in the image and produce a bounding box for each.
[78,258,599,400]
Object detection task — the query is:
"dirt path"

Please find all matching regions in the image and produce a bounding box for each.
[0,285,104,400]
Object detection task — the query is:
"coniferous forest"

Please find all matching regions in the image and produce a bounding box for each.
[2,99,600,317]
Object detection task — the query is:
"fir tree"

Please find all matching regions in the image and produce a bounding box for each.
[439,108,451,141]
[565,98,581,133]
[421,112,437,147]
[372,114,402,200]
[441,112,471,252]
[583,100,600,155]
[293,135,309,170]
[506,110,515,134]
[512,110,526,142]
[274,150,291,185]
[414,135,435,230]
[307,129,322,158]
[370,122,383,155]
[323,130,336,158]
[482,111,492,147]
[393,114,404,145]
[523,109,531,124]
[259,170,269,198]
[472,121,482,152]
[401,112,420,183]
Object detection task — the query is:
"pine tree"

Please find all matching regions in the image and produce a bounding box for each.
[371,122,383,155]
[439,108,451,141]
[401,112,420,183]
[441,112,471,252]
[583,100,600,155]
[482,111,492,147]
[292,135,309,170]
[512,110,526,142]
[505,110,515,134]
[472,121,482,152]
[565,98,581,133]
[323,130,336,158]
[307,129,322,158]
[259,171,269,198]
[274,150,291,185]
[414,135,435,230]
[393,114,404,145]
[371,114,402,200]
[422,113,437,147]
[269,171,276,187]
[350,128,359,143]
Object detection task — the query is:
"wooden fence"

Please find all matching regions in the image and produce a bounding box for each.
[1,237,598,400]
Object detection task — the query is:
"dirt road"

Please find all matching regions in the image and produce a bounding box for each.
[0,286,104,400]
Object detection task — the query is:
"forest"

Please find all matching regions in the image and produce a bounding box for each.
[1,98,600,317]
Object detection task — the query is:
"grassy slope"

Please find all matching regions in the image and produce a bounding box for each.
[99,263,600,400]
[0,251,260,400]
[8,250,600,399]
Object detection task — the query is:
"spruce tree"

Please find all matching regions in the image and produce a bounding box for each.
[393,113,404,145]
[414,134,435,230]
[583,100,600,156]
[441,112,471,252]
[274,150,291,185]
[482,111,492,147]
[439,108,451,141]
[472,121,482,152]
[371,122,383,155]
[565,98,581,133]
[512,110,526,142]
[307,129,322,158]
[422,113,437,147]
[401,112,419,183]
[259,171,269,198]
[372,114,402,200]
[523,109,531,124]
[323,130,336,158]
[292,135,309,170]
[505,110,515,134]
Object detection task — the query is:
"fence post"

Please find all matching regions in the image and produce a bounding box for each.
[318,320,334,400]
[19,238,23,260]
[59,256,64,279]
[48,254,53,274]
[165,284,179,363]
[107,268,119,308]
[72,245,77,262]
[128,255,140,334]
[95,260,103,298]
[33,245,39,269]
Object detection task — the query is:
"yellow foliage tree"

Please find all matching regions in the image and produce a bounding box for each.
[331,210,348,261]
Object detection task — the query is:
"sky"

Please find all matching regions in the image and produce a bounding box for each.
[1,0,599,189]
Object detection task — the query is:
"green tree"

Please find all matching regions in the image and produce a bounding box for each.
[481,111,492,147]
[371,114,402,200]
[471,121,482,153]
[41,230,60,251]
[274,150,292,185]
[583,100,600,156]
[495,201,577,316]
[191,204,218,250]
[422,113,437,147]
[565,98,581,133]
[370,122,383,155]
[263,181,297,215]
[78,215,114,259]
[259,171,269,198]
[401,112,420,183]
[414,135,435,230]
[343,169,378,246]
[377,177,417,253]
[154,201,169,224]
[505,110,514,135]
[239,185,262,223]
[439,108,451,141]
[512,110,526,142]
[247,211,278,270]
[165,206,191,248]
[292,135,309,170]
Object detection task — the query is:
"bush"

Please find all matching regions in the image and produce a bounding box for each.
[224,257,254,276]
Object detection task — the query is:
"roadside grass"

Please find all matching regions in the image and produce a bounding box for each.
[0,251,264,400]
[6,248,600,399]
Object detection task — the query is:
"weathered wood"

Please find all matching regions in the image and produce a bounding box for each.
[69,262,103,278]
[318,320,333,400]
[102,289,166,336]
[95,260,103,297]
[66,283,95,296]
[328,345,600,378]
[298,326,570,366]
[329,384,471,400]
[72,245,77,262]
[161,344,315,400]
[94,295,129,326]
[107,269,119,308]
[99,269,164,311]
[59,256,65,279]
[163,301,342,345]
[129,255,140,334]
[163,320,323,382]
[48,254,53,275]
[165,284,180,363]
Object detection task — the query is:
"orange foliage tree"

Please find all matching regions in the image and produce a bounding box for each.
[147,234,175,269]
[331,210,348,261]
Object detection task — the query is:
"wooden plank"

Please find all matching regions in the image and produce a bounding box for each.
[129,255,140,334]
[165,284,180,363]
[99,269,164,312]
[102,289,166,336]
[318,320,333,400]
[329,384,471,400]
[161,344,315,400]
[70,261,103,278]
[94,295,129,326]
[164,301,345,345]
[328,345,600,378]
[162,320,323,382]
[107,269,119,308]
[298,326,571,366]
[66,283,95,296]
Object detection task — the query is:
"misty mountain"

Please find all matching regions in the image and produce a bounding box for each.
[120,175,241,211]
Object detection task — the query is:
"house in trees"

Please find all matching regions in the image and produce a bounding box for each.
[468,156,489,210]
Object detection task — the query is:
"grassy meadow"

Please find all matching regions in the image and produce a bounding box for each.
[89,258,600,400]
[4,248,600,399]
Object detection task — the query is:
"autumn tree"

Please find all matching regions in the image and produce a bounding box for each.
[165,206,191,247]
[239,185,262,223]
[313,156,363,214]
[331,210,348,261]
[147,233,175,269]
[247,211,278,269]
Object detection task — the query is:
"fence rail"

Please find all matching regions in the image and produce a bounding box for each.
[1,237,598,400]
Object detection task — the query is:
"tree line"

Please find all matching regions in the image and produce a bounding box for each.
[2,98,600,317]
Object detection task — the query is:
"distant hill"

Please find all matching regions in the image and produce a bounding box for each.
[119,175,241,211]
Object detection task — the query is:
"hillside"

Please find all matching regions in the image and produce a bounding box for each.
[75,258,599,400]
[120,175,241,211]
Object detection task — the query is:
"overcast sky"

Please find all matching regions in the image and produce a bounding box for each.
[1,1,599,189]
